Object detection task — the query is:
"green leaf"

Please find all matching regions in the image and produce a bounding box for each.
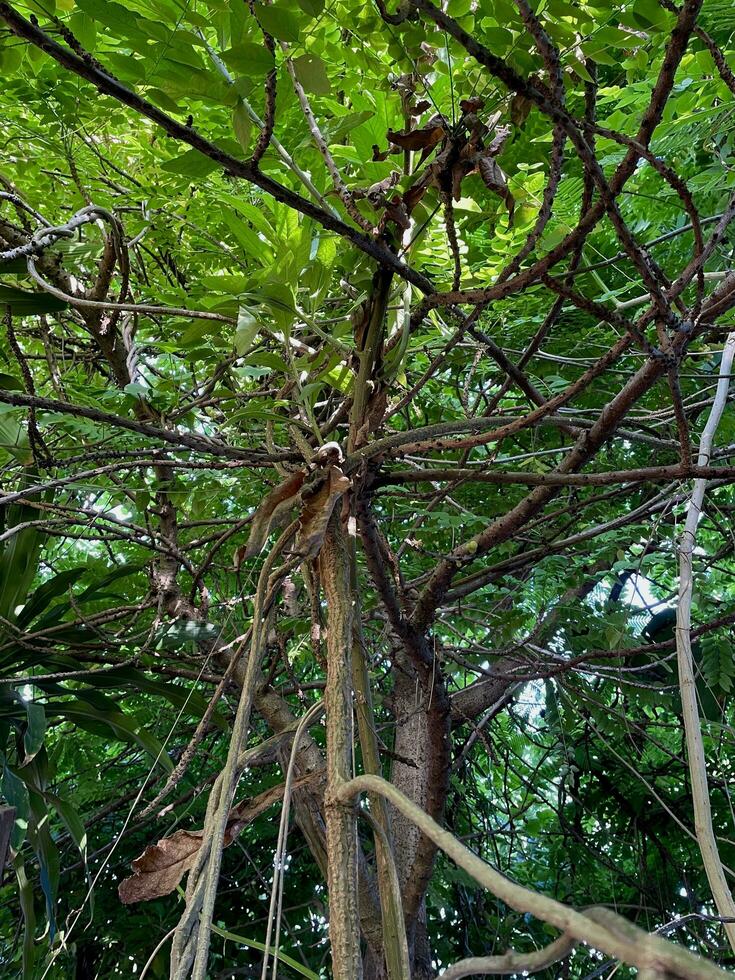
[55,703,173,773]
[1,756,30,850]
[0,373,23,390]
[232,101,253,155]
[77,666,227,728]
[22,701,45,764]
[0,484,45,620]
[209,919,320,980]
[180,320,218,347]
[16,567,86,629]
[160,149,221,178]
[46,792,87,864]
[147,87,183,113]
[235,307,261,354]
[256,3,302,41]
[0,285,68,315]
[631,0,672,29]
[69,10,97,50]
[123,381,149,399]
[258,281,296,332]
[0,257,28,274]
[13,857,36,978]
[74,0,146,38]
[27,786,59,937]
[296,0,324,14]
[0,36,24,75]
[222,42,276,76]
[293,54,331,95]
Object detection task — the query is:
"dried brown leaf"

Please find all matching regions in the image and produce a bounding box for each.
[403,171,432,213]
[372,143,392,162]
[119,777,317,904]
[510,93,532,127]
[296,465,351,558]
[486,124,512,157]
[118,830,202,904]
[478,155,516,223]
[366,172,401,207]
[418,42,437,66]
[384,196,411,231]
[387,125,445,152]
[451,160,474,201]
[242,470,305,560]
[460,96,485,113]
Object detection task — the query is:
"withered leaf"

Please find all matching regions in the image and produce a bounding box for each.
[118,830,203,904]
[477,156,504,192]
[477,155,515,224]
[460,96,485,113]
[391,72,416,101]
[387,125,445,153]
[372,143,393,162]
[403,171,432,213]
[510,93,532,127]
[486,124,512,157]
[296,465,351,558]
[241,470,306,560]
[366,172,400,207]
[119,777,315,904]
[384,196,411,231]
[450,159,474,202]
[418,41,437,66]
[413,99,431,115]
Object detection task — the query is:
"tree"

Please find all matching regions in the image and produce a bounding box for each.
[1,0,735,976]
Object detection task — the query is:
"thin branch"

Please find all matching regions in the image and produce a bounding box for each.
[676,330,735,954]
[438,933,575,979]
[286,55,377,235]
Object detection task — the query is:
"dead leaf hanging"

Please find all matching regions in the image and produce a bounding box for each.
[485,124,512,157]
[510,93,532,127]
[240,470,306,561]
[119,776,316,904]
[365,172,401,208]
[387,124,445,153]
[449,157,475,202]
[296,465,351,558]
[383,196,411,232]
[460,96,485,113]
[118,830,204,904]
[372,143,398,162]
[477,155,516,224]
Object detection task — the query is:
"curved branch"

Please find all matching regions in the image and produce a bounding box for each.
[676,331,735,954]
[336,774,732,980]
[438,933,575,980]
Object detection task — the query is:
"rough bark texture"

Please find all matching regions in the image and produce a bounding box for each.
[320,515,362,979]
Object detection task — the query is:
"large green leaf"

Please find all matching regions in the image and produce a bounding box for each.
[0,754,30,851]
[16,567,87,629]
[54,701,174,773]
[0,285,67,314]
[22,701,45,764]
[160,149,221,178]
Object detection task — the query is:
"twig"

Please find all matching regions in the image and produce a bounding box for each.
[285,56,377,236]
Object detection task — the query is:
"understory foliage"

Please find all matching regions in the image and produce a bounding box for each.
[1,0,735,977]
